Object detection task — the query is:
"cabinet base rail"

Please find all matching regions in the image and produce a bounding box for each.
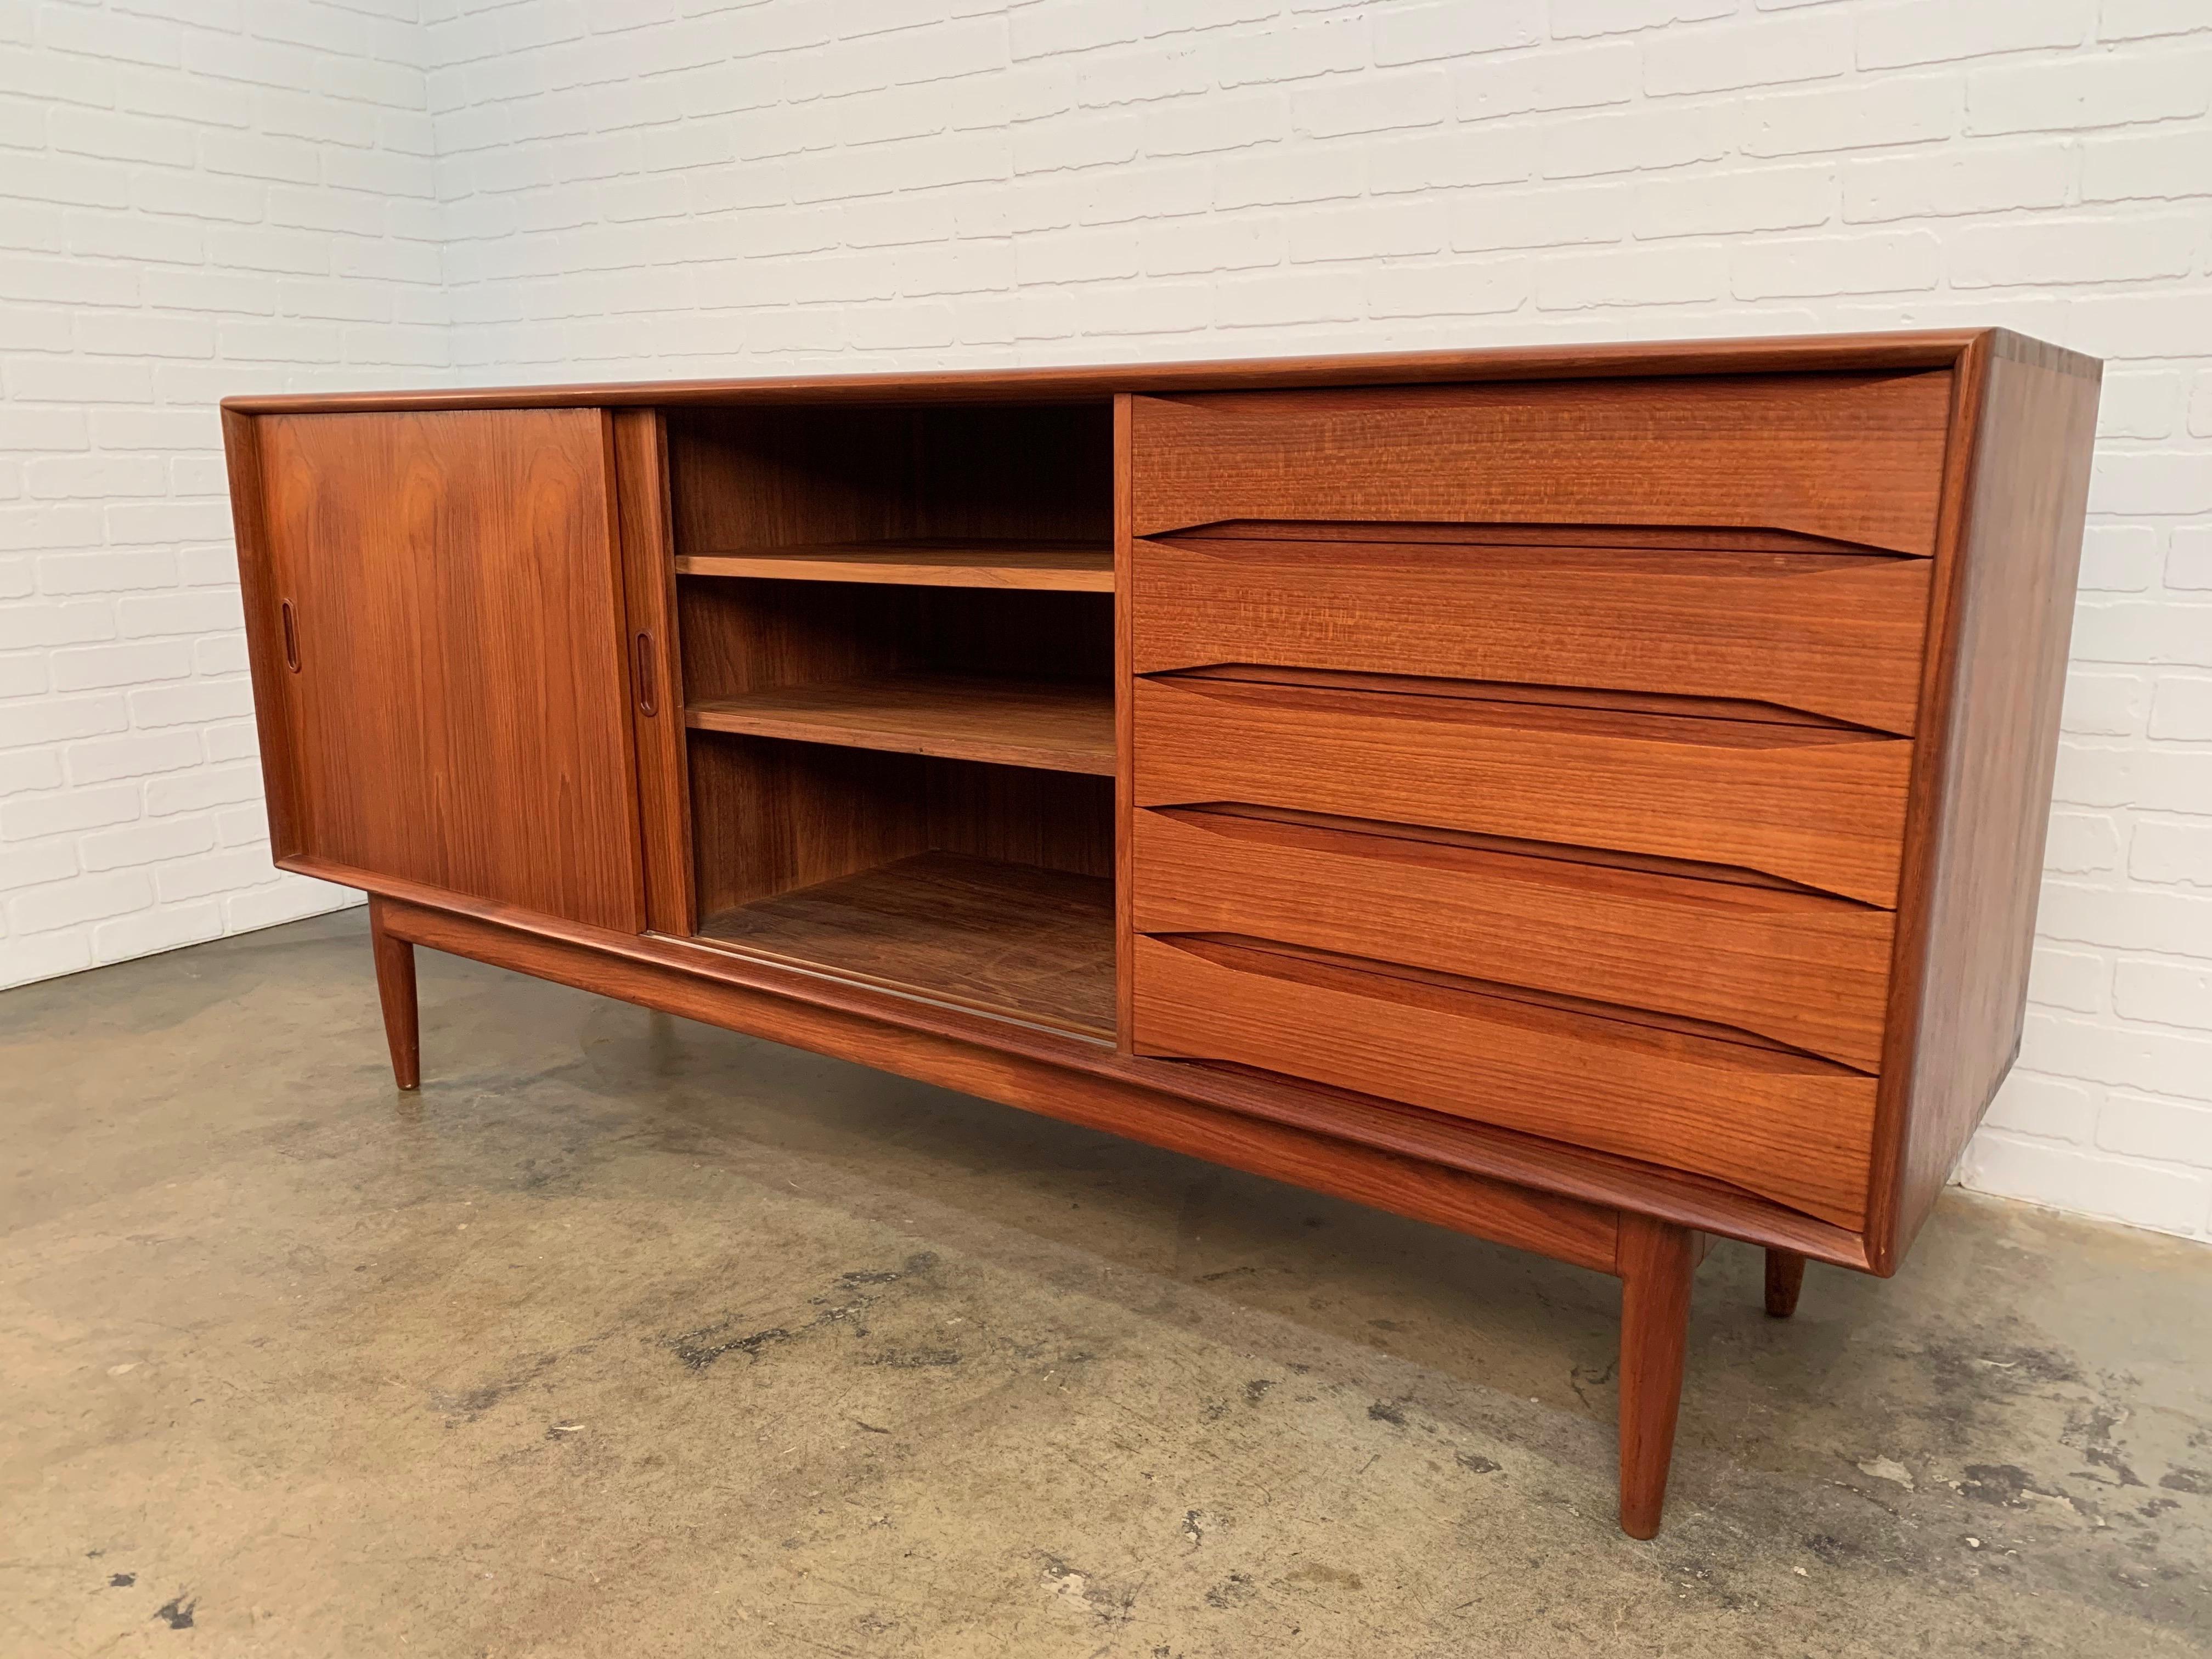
[365,892,1817,1540]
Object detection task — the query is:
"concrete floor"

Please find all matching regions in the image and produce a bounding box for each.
[3,911,2208,1658]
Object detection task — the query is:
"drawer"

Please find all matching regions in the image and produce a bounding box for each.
[1132,935,1876,1229]
[1132,676,1912,907]
[1130,807,1894,1071]
[1128,374,1954,556]
[1130,535,1933,735]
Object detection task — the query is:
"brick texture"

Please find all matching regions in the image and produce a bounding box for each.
[1,1,454,991]
[4,0,2210,1243]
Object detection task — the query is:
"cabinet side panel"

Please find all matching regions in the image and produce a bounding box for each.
[1887,340,2102,1260]
[222,409,303,862]
[258,409,647,933]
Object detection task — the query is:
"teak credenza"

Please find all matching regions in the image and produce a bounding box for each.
[221,330,2101,1538]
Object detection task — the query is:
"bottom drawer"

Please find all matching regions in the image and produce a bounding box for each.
[1130,806,1893,1070]
[1132,934,1875,1229]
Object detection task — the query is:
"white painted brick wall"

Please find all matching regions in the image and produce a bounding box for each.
[7,0,2212,1245]
[0,0,450,989]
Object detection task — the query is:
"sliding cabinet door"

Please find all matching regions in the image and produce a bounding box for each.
[252,409,646,933]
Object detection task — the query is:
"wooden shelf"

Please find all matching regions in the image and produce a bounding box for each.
[678,539,1114,591]
[696,851,1115,1035]
[685,672,1114,775]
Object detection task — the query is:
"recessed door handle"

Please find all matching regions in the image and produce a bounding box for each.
[633,630,657,716]
[280,599,300,672]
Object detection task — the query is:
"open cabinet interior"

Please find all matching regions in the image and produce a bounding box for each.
[662,401,1118,1037]
[668,400,1114,586]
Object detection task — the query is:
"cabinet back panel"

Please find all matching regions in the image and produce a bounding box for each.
[689,735,929,914]
[677,580,1112,702]
[667,402,1113,552]
[690,736,1114,915]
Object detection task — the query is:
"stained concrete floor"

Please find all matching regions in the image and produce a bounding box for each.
[3,910,2208,1658]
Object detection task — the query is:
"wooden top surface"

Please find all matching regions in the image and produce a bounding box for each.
[221,328,2096,415]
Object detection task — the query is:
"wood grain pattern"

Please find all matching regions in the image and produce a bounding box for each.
[292,850,1877,1269]
[1132,534,1932,734]
[925,759,1115,880]
[613,409,696,936]
[1132,934,1876,1228]
[375,891,1624,1274]
[1172,519,1900,554]
[678,540,1113,591]
[256,409,646,932]
[698,850,1115,1035]
[1131,806,1893,1069]
[1129,374,1955,554]
[687,737,1112,919]
[1134,675,1914,906]
[1871,335,2103,1269]
[673,579,1114,705]
[687,735,929,916]
[1147,803,1830,891]
[368,894,419,1091]
[686,672,1114,775]
[1166,663,1863,734]
[219,328,2108,1541]
[226,329,2058,415]
[221,409,304,864]
[1617,1215,1698,1539]
[676,576,909,703]
[666,403,1112,553]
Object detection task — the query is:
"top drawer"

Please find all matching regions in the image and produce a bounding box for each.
[1129,374,1955,556]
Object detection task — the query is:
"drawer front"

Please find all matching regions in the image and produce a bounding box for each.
[1130,537,1933,735]
[1128,374,1954,555]
[1133,935,1876,1229]
[1131,807,1893,1071]
[1132,676,1913,907]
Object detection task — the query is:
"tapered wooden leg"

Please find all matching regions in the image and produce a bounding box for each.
[1617,1214,1697,1540]
[368,896,419,1091]
[1764,1248,1807,1319]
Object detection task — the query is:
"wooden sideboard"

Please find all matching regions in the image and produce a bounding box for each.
[221,330,2100,1538]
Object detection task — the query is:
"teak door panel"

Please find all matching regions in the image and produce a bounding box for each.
[1130,807,1894,1070]
[1132,935,1877,1229]
[1128,373,1954,555]
[1132,676,1913,906]
[257,409,645,933]
[1130,536,1933,735]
